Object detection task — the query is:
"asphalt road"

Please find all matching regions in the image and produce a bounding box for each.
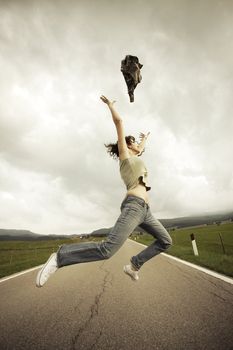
[0,239,233,350]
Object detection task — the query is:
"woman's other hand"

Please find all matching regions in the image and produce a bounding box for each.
[139,132,150,141]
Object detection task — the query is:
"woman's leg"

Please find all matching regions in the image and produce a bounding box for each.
[57,199,145,267]
[130,208,172,270]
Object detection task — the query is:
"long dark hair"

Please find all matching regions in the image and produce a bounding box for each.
[105,135,136,159]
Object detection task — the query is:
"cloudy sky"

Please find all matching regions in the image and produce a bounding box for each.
[0,0,232,235]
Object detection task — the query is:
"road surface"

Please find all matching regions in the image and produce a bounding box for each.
[0,239,233,350]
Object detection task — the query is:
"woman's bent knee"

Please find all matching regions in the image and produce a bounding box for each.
[162,236,173,250]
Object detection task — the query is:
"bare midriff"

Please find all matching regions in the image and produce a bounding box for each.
[126,183,149,204]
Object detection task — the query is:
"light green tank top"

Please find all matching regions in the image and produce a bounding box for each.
[119,156,151,191]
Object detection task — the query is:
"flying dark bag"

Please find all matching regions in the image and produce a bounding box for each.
[121,55,143,102]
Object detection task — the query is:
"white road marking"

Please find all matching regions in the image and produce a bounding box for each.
[0,265,42,284]
[129,239,233,285]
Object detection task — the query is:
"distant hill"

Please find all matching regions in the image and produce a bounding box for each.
[159,211,233,229]
[87,228,111,237]
[0,229,69,241]
[1,211,232,240]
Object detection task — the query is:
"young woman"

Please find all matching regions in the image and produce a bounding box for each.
[36,96,172,287]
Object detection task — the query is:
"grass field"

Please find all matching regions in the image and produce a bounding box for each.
[132,222,233,277]
[0,223,232,279]
[0,237,99,279]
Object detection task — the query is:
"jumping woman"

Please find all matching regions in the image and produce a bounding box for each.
[36,96,172,287]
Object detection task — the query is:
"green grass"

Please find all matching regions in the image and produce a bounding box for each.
[132,222,233,277]
[1,223,233,279]
[0,237,97,278]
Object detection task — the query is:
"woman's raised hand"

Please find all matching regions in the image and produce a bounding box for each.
[139,132,150,140]
[100,95,116,108]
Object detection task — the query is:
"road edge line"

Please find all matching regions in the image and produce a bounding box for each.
[128,239,233,285]
[0,265,43,284]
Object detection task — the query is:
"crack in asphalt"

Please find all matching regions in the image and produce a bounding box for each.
[88,329,104,350]
[166,260,233,306]
[71,262,113,350]
[198,275,233,297]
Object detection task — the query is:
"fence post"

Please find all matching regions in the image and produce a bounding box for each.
[218,233,226,254]
[10,251,13,265]
[190,233,199,256]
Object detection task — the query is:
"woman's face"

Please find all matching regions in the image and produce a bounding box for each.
[128,139,140,154]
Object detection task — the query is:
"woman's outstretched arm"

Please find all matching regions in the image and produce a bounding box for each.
[100,95,121,124]
[100,95,129,159]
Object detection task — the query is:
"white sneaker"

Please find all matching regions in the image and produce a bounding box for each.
[123,264,139,281]
[36,253,58,287]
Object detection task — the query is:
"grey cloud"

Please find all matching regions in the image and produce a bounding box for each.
[0,0,232,234]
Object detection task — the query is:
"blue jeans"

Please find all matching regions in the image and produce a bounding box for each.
[57,195,172,270]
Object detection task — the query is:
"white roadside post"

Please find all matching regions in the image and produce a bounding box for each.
[190,233,199,256]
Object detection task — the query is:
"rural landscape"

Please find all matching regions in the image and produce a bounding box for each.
[1,211,232,279]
